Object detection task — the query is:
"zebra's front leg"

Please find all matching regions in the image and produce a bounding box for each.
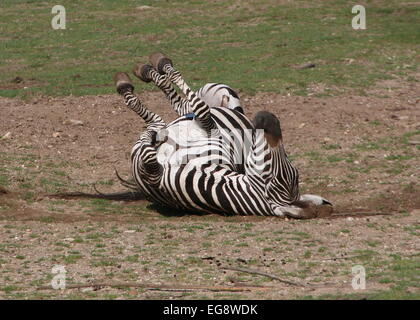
[149,52,218,133]
[132,64,191,117]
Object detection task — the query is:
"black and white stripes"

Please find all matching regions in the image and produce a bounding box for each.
[114,55,333,218]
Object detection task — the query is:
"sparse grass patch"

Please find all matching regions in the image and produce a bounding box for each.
[384,154,414,161]
[322,144,341,150]
[325,155,344,163]
[0,174,9,186]
[125,254,139,263]
[1,285,20,293]
[64,254,84,264]
[39,216,55,223]
[91,259,118,267]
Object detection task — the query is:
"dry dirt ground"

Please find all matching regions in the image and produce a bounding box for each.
[0,76,419,299]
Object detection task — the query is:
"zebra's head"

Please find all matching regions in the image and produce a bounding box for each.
[253,111,333,218]
[281,194,333,219]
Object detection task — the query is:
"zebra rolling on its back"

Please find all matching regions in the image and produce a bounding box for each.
[113,52,333,218]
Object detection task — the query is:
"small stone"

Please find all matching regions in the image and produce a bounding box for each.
[1,132,11,139]
[63,119,84,126]
[137,5,152,10]
[406,287,418,294]
[409,209,420,216]
[346,217,354,221]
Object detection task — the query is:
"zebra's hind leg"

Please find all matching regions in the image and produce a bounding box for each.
[149,52,218,134]
[132,63,191,117]
[114,72,166,131]
[114,72,165,186]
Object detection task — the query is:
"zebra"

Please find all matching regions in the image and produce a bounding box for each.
[112,52,333,219]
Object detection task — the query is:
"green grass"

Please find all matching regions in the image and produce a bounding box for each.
[63,254,84,264]
[1,285,20,293]
[0,0,418,98]
[303,256,420,300]
[0,174,9,186]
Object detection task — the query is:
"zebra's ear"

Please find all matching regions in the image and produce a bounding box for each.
[221,95,229,108]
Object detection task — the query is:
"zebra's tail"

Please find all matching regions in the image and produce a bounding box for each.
[46,170,144,201]
[48,189,144,201]
[114,168,139,190]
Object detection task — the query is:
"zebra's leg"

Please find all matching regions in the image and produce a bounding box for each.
[149,52,218,133]
[114,72,166,131]
[132,64,191,117]
[114,72,165,185]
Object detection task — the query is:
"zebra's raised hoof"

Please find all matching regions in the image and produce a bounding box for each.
[132,63,154,83]
[252,111,283,148]
[114,72,134,94]
[149,52,173,75]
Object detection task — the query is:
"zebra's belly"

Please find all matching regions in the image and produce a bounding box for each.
[153,119,239,213]
[156,119,233,168]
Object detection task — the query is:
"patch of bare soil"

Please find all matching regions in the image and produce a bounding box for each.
[0,74,419,299]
